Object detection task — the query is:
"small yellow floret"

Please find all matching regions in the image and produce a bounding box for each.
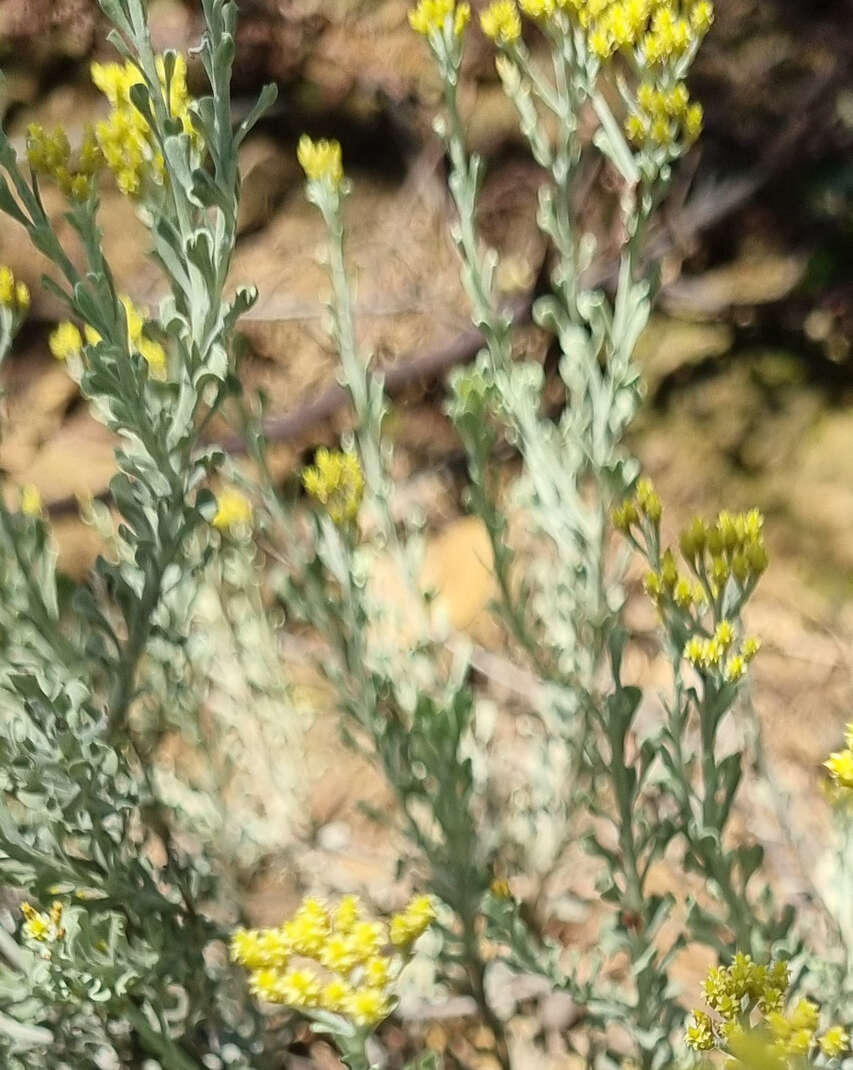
[333,894,362,933]
[390,895,436,947]
[825,748,853,791]
[0,266,30,315]
[302,447,365,526]
[284,896,332,957]
[321,977,353,1012]
[297,135,344,189]
[691,1,714,34]
[409,0,470,36]
[480,0,522,44]
[684,637,705,667]
[49,321,83,361]
[346,920,387,963]
[363,955,392,987]
[686,1010,715,1052]
[20,485,43,518]
[519,0,554,19]
[212,489,253,532]
[320,933,359,973]
[345,986,392,1027]
[21,901,63,943]
[277,967,323,1008]
[230,927,290,970]
[635,478,661,523]
[137,336,168,378]
[819,1026,849,1058]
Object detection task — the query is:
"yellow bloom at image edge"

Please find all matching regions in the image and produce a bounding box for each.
[409,0,471,37]
[480,0,521,44]
[0,266,30,314]
[824,746,853,790]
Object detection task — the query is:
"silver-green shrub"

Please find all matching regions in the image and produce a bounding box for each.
[0,1,850,1069]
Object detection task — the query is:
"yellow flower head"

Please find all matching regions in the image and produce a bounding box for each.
[21,901,64,943]
[137,336,168,379]
[825,748,853,791]
[20,485,43,519]
[691,0,714,34]
[363,955,392,987]
[230,927,290,970]
[212,489,253,533]
[345,986,393,1027]
[518,0,555,20]
[297,135,344,189]
[0,266,30,316]
[248,967,279,1001]
[686,1010,716,1052]
[283,896,332,957]
[480,0,522,44]
[333,894,362,933]
[635,478,661,523]
[389,895,436,948]
[321,977,353,1012]
[819,1026,849,1058]
[346,920,387,964]
[627,77,704,150]
[26,120,99,201]
[49,321,83,361]
[320,933,359,973]
[302,447,365,526]
[277,968,323,1008]
[610,499,639,533]
[409,0,470,37]
[26,123,70,175]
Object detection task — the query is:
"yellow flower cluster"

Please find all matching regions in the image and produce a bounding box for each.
[49,296,167,377]
[230,894,435,1029]
[212,488,253,533]
[687,954,848,1060]
[679,508,769,590]
[26,122,102,201]
[480,0,522,44]
[302,447,365,526]
[614,486,769,602]
[824,723,853,792]
[626,80,704,148]
[569,0,713,62]
[297,135,345,190]
[612,477,661,531]
[613,485,768,678]
[0,265,30,317]
[91,54,197,198]
[684,624,760,682]
[21,900,65,944]
[408,0,471,38]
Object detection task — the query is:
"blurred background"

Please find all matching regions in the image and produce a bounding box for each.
[2,0,853,1055]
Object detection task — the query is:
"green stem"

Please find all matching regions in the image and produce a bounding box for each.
[125,1005,204,1070]
[461,914,511,1070]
